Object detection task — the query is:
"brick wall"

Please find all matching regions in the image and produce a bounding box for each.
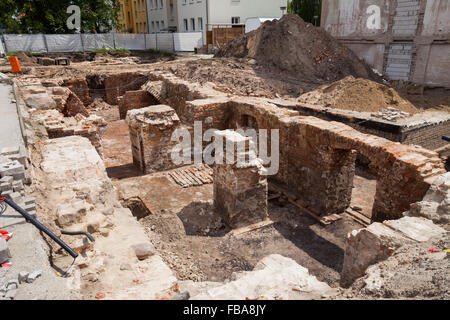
[119,90,160,119]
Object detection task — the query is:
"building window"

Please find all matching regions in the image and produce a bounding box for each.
[151,21,155,32]
[161,20,165,30]
[198,17,203,31]
[156,21,160,32]
[231,17,240,24]
[183,19,188,31]
[190,18,195,31]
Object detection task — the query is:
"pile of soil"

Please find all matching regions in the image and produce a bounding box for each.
[16,51,37,65]
[297,75,420,113]
[215,14,380,83]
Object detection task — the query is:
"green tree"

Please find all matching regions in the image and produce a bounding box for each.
[0,0,120,34]
[288,0,322,26]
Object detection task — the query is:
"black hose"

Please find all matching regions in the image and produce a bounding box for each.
[60,230,95,243]
[2,197,79,259]
[443,136,450,142]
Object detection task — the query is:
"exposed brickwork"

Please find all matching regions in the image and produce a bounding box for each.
[105,72,148,105]
[213,130,268,229]
[125,105,182,174]
[150,74,445,222]
[118,90,160,120]
[63,78,91,106]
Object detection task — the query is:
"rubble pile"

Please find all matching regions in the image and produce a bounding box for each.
[0,147,36,217]
[372,107,411,121]
[215,14,380,83]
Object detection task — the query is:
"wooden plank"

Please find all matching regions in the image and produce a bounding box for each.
[184,169,202,186]
[287,198,330,226]
[345,209,371,226]
[230,219,276,236]
[268,192,281,200]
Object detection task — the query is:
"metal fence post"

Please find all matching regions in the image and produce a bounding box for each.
[2,34,8,54]
[79,33,85,52]
[172,33,176,52]
[43,34,50,53]
[113,32,117,50]
[144,33,147,50]
[156,33,158,51]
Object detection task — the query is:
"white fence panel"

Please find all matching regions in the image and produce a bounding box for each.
[3,34,47,53]
[45,34,83,52]
[114,33,146,50]
[173,32,203,52]
[82,34,114,51]
[156,33,174,52]
[145,34,157,50]
[0,38,5,56]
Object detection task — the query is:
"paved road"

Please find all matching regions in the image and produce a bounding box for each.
[0,83,23,151]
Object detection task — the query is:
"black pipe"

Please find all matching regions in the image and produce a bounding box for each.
[2,198,78,259]
[61,230,95,243]
[443,136,450,142]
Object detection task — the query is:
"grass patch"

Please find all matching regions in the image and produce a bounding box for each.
[147,48,173,56]
[6,51,42,56]
[90,48,130,54]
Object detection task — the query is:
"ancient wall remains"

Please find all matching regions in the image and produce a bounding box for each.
[213,130,268,228]
[118,90,160,120]
[105,72,149,105]
[125,105,182,174]
[142,75,445,222]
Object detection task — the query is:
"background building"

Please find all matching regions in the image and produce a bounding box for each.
[177,0,288,42]
[146,0,179,33]
[321,0,450,87]
[118,0,149,33]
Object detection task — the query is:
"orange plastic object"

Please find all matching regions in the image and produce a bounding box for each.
[8,56,22,73]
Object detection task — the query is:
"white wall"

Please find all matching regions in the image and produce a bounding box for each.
[177,0,207,42]
[209,0,287,25]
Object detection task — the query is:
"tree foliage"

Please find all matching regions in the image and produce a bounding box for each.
[0,0,120,34]
[288,0,322,26]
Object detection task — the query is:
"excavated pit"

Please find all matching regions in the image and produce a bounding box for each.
[73,71,384,285]
[13,52,445,298]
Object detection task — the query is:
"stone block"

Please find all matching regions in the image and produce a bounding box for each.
[56,200,88,227]
[0,160,25,181]
[340,216,446,287]
[0,238,11,264]
[132,242,156,260]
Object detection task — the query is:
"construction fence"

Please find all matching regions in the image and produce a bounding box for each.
[1,32,204,54]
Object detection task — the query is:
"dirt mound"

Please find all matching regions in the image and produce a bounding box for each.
[16,51,37,65]
[215,14,380,83]
[297,76,420,114]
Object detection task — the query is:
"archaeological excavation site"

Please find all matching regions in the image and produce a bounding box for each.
[0,13,449,302]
